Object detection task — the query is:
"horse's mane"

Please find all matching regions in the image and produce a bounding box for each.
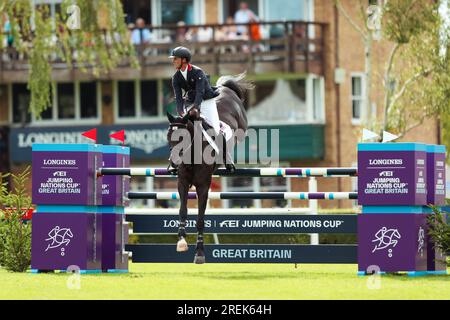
[216,72,254,102]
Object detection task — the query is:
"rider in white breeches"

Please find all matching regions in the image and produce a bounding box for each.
[168,46,235,173]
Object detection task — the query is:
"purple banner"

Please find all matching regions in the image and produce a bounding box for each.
[358,214,427,273]
[32,150,102,206]
[427,150,446,206]
[31,212,102,271]
[101,214,128,271]
[358,150,427,205]
[102,152,130,206]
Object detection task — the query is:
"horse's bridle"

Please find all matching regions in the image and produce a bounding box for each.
[169,121,195,159]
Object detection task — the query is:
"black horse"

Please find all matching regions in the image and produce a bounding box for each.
[166,72,252,264]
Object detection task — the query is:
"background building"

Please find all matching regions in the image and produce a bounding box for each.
[0,0,441,209]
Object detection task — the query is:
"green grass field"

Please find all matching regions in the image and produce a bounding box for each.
[1,263,449,300]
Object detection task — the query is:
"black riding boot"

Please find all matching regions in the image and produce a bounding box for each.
[221,133,235,173]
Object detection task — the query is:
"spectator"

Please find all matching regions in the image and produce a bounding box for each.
[175,21,187,42]
[215,17,239,53]
[2,14,13,48]
[131,18,152,45]
[249,17,261,42]
[216,17,238,41]
[249,16,262,52]
[185,26,199,42]
[234,2,258,36]
[224,16,239,40]
[294,22,307,51]
[197,26,212,42]
[215,25,227,42]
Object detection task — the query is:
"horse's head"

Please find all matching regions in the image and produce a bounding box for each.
[166,112,197,164]
[167,112,190,147]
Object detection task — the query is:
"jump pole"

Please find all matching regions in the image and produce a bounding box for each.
[99,167,358,177]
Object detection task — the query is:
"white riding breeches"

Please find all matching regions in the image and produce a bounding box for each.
[199,98,220,136]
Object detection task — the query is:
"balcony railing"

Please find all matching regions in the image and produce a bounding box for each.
[0,20,327,77]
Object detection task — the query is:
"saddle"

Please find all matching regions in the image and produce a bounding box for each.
[186,106,232,155]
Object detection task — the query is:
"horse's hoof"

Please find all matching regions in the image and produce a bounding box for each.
[194,255,205,264]
[176,238,188,252]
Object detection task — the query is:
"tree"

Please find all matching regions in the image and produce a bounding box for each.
[335,0,450,141]
[0,167,32,272]
[0,0,139,118]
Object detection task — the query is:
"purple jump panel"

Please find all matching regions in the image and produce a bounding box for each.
[101,145,130,206]
[99,207,128,272]
[426,145,446,206]
[32,144,102,206]
[358,214,427,273]
[31,209,102,272]
[358,143,427,206]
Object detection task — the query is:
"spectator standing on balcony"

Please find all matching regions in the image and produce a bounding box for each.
[234,2,258,36]
[249,16,263,52]
[175,21,188,42]
[197,26,213,42]
[131,18,152,45]
[185,26,199,42]
[2,14,13,48]
[223,16,239,40]
[249,17,261,42]
[216,17,240,53]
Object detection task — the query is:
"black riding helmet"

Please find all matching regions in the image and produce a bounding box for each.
[168,46,192,62]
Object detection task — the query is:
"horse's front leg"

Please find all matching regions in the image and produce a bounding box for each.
[193,180,211,264]
[176,178,190,252]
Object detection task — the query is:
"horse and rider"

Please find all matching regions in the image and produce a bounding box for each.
[168,46,239,174]
[166,46,252,263]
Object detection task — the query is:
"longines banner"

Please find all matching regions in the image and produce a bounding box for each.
[9,124,169,163]
[9,123,324,163]
[126,214,357,234]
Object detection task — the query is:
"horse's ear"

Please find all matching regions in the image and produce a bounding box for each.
[181,112,190,124]
[167,112,176,123]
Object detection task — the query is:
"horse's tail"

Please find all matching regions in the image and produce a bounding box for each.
[216,71,255,102]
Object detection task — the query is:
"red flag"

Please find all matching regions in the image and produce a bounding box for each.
[110,130,125,144]
[81,128,97,143]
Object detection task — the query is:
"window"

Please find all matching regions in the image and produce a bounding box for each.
[246,79,307,124]
[34,1,62,30]
[222,0,259,22]
[118,81,136,117]
[351,74,365,122]
[80,82,99,119]
[312,78,322,121]
[10,81,100,124]
[161,0,194,25]
[141,80,158,116]
[57,83,75,119]
[263,0,305,21]
[11,84,31,124]
[122,0,152,25]
[115,80,158,120]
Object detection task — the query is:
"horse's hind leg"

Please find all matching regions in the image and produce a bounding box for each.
[176,179,190,252]
[193,182,210,264]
